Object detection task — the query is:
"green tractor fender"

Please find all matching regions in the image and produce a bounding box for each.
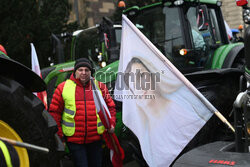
[43,61,75,85]
[93,60,119,83]
[211,43,244,69]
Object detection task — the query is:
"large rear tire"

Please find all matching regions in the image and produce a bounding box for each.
[0,75,59,167]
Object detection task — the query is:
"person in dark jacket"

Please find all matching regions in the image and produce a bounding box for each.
[49,58,116,167]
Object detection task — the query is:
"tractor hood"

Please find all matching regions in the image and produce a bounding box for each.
[0,55,46,92]
[93,60,119,83]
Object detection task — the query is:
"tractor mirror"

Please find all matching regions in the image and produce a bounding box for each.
[197,5,209,31]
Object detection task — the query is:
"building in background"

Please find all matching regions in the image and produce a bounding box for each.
[68,0,116,27]
[67,0,243,29]
[67,0,87,26]
[221,0,244,29]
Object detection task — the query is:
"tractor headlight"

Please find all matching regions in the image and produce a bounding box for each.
[179,49,187,56]
[101,61,107,68]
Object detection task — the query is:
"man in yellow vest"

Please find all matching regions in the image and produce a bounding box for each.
[0,139,19,167]
[49,58,116,167]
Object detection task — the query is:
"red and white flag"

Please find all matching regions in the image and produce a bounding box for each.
[31,43,48,110]
[224,21,233,40]
[91,78,124,167]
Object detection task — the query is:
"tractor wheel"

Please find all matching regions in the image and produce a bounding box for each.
[0,75,59,167]
[181,70,241,153]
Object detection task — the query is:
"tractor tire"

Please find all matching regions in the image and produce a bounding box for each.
[180,69,242,153]
[0,75,59,167]
[232,54,245,71]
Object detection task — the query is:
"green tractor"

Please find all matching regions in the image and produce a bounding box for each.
[123,0,244,72]
[174,1,250,166]
[95,1,245,163]
[42,17,121,105]
[42,0,246,166]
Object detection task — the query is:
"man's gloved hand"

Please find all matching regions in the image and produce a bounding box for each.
[107,125,115,133]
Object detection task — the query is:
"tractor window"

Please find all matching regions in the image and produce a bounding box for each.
[115,28,122,45]
[186,6,224,69]
[187,7,206,50]
[129,6,185,69]
[74,27,100,65]
[187,7,223,47]
[209,9,222,44]
[132,7,165,45]
[164,7,185,61]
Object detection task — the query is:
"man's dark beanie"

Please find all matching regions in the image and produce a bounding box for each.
[74,58,93,73]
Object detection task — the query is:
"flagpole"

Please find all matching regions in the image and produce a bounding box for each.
[0,137,49,153]
[90,77,111,128]
[122,15,235,133]
[109,133,119,154]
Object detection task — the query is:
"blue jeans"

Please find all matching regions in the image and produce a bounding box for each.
[67,141,103,167]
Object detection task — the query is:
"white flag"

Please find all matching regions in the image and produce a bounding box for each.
[31,43,48,110]
[224,21,233,40]
[116,15,214,167]
[31,43,41,78]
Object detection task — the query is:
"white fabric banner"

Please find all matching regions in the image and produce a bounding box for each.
[31,43,41,96]
[224,21,233,39]
[31,43,48,109]
[116,15,214,167]
[31,43,41,77]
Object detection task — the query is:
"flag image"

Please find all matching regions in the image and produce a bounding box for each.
[90,77,124,167]
[115,15,219,167]
[224,21,233,40]
[31,43,48,110]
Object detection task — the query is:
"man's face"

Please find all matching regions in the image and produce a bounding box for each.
[75,67,91,84]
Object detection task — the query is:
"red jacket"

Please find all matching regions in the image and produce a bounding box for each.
[49,74,116,144]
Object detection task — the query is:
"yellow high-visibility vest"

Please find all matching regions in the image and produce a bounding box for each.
[61,79,105,136]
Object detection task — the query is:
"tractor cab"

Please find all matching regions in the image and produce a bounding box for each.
[72,18,122,71]
[124,0,231,73]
